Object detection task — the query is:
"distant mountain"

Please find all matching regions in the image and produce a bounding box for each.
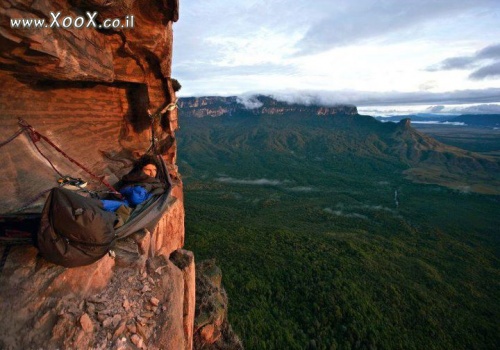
[374,114,500,128]
[178,95,358,118]
[177,95,500,194]
[446,114,500,128]
[374,114,451,123]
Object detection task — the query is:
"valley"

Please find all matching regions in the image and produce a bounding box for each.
[413,124,500,156]
[177,97,499,349]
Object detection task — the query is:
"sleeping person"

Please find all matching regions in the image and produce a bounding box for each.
[102,154,166,215]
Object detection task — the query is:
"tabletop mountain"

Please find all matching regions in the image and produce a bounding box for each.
[178,95,500,194]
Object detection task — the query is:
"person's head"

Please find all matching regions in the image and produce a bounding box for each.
[132,154,159,178]
[142,163,157,177]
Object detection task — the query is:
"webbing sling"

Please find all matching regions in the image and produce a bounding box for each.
[146,99,178,155]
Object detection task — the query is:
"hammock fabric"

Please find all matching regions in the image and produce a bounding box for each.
[0,119,173,267]
[37,155,172,267]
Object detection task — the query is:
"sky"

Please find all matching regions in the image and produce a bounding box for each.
[172,0,500,115]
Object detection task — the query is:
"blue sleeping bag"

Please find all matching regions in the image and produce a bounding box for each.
[102,185,152,212]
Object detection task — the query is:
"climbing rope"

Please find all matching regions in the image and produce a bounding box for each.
[0,118,125,213]
[17,118,122,197]
[0,128,24,148]
[8,188,53,214]
[29,132,65,178]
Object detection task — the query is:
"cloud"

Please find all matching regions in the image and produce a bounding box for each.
[411,121,466,125]
[419,81,438,91]
[427,43,500,79]
[362,103,500,115]
[476,43,500,59]
[293,0,498,55]
[427,56,477,71]
[447,103,500,114]
[175,62,298,81]
[266,88,500,107]
[268,91,327,106]
[365,103,500,115]
[323,208,368,220]
[172,1,304,85]
[214,176,320,191]
[427,105,446,113]
[469,61,500,80]
[173,1,500,97]
[287,186,317,192]
[236,95,263,109]
[215,177,283,186]
[359,204,396,212]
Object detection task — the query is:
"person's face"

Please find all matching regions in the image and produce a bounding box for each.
[142,164,157,177]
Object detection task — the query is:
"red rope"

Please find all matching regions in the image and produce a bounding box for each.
[18,118,122,198]
[30,136,64,178]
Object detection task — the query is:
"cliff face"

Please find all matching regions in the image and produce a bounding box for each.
[0,0,181,213]
[0,1,194,349]
[178,95,358,118]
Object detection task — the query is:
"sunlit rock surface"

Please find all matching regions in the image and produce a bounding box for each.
[0,247,195,349]
[0,0,180,213]
[0,1,195,349]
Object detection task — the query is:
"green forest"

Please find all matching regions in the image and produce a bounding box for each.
[178,112,499,349]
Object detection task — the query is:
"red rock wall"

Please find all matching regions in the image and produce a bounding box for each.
[0,1,193,349]
[0,246,195,350]
[0,0,181,164]
[0,0,182,239]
